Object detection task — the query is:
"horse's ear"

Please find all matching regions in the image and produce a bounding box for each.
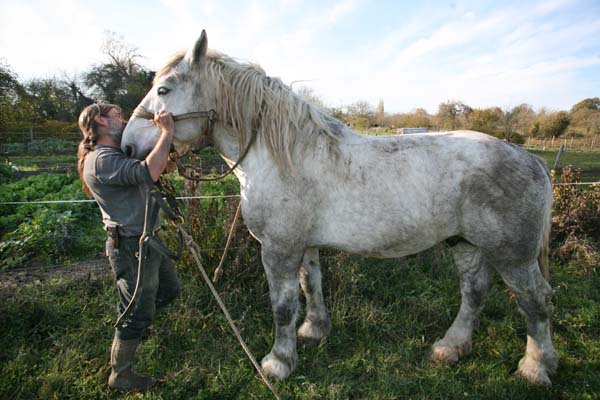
[185,30,208,64]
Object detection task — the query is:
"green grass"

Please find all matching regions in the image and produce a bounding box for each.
[1,149,599,398]
[1,249,598,399]
[529,150,600,182]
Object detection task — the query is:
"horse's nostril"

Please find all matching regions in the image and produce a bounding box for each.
[124,144,134,157]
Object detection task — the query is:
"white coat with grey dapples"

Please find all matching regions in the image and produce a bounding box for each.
[121,31,558,386]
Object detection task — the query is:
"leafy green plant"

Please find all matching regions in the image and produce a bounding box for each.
[0,173,103,269]
[0,160,16,184]
[2,138,78,155]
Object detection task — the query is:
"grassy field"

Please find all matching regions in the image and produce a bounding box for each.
[530,150,600,182]
[1,248,599,399]
[1,146,599,399]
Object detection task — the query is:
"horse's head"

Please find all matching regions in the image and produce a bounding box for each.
[121,30,216,159]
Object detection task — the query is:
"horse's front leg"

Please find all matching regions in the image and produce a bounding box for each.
[298,248,331,346]
[260,244,304,380]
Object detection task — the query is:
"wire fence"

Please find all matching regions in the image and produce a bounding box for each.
[524,135,600,151]
[1,178,598,208]
[2,181,598,272]
[0,194,241,205]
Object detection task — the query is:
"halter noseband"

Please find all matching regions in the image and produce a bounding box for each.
[132,104,217,125]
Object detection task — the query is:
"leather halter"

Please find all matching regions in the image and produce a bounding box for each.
[131,104,258,182]
[132,104,217,130]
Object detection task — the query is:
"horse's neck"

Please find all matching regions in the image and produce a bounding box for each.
[213,125,241,165]
[211,118,362,184]
[212,125,267,179]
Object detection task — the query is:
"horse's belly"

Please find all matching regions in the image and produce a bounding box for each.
[312,213,453,258]
[327,239,439,258]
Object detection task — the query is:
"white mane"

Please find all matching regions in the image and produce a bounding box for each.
[203,51,341,169]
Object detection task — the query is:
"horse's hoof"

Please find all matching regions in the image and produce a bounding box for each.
[516,355,553,386]
[261,353,293,381]
[430,339,471,364]
[297,320,330,347]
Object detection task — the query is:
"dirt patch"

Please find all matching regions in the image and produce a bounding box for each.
[0,257,111,291]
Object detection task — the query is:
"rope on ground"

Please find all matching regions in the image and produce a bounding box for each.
[179,225,281,400]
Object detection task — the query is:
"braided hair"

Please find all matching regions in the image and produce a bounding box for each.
[77,103,119,197]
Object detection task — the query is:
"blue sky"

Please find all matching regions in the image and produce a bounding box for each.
[1,0,599,113]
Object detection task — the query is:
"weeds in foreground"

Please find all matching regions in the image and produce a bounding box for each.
[552,166,600,269]
[1,249,599,399]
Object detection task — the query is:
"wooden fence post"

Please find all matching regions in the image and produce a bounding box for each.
[553,144,565,170]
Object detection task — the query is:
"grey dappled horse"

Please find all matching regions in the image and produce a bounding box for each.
[121,31,558,386]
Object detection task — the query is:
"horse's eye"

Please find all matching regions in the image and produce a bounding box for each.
[157,87,170,95]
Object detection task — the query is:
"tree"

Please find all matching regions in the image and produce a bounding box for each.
[347,100,374,128]
[375,99,385,126]
[326,106,349,124]
[437,100,472,130]
[538,111,570,137]
[296,86,325,108]
[468,107,501,134]
[571,97,600,113]
[83,31,153,116]
[570,98,600,136]
[511,104,535,135]
[0,61,22,130]
[25,78,77,121]
[347,100,374,117]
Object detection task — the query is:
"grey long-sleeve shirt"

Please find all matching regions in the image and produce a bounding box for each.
[83,144,156,237]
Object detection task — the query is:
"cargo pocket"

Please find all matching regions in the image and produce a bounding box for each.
[106,238,132,280]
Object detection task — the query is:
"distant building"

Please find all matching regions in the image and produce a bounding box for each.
[397,128,429,135]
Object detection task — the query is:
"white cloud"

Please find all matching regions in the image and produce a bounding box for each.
[534,0,577,15]
[0,0,597,113]
[0,0,103,79]
[326,0,360,23]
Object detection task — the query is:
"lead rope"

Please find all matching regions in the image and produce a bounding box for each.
[212,201,242,283]
[152,180,280,399]
[177,224,281,400]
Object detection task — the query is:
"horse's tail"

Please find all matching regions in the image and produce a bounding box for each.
[538,210,551,280]
[532,154,552,281]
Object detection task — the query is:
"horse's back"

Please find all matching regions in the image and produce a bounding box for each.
[305,129,551,259]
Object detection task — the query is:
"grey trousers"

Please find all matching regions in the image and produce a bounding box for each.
[106,236,181,340]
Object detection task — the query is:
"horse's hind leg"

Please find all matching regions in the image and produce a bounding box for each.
[498,261,558,386]
[298,248,331,346]
[260,244,303,380]
[432,242,492,363]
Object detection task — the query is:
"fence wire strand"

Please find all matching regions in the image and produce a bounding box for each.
[0,194,241,205]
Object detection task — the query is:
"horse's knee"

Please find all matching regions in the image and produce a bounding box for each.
[275,302,296,326]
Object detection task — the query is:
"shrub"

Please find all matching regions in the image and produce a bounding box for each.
[157,172,259,279]
[0,160,16,184]
[40,120,79,137]
[551,166,600,268]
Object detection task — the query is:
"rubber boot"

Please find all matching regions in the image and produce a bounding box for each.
[108,336,156,392]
